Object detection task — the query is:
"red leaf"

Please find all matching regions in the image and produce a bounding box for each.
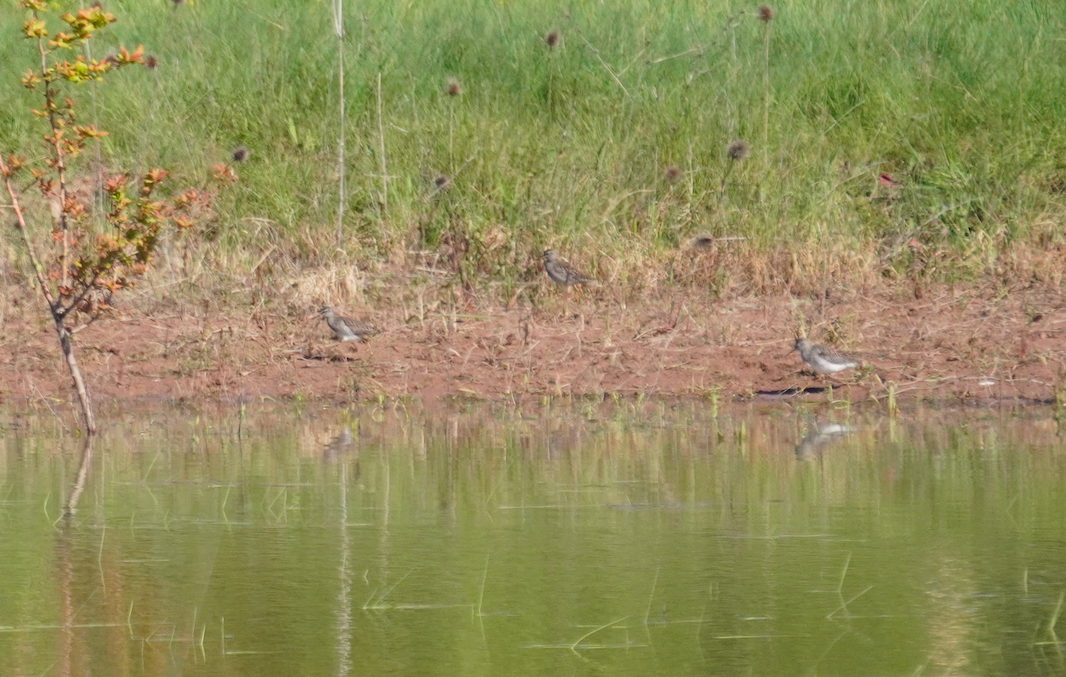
[878,173,901,188]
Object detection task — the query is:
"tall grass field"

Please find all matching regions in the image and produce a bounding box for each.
[3,0,1066,298]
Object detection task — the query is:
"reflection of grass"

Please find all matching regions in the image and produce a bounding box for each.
[363,570,474,611]
[569,615,631,654]
[1035,590,1065,647]
[9,404,1066,674]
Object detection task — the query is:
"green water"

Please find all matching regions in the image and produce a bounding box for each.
[2,403,1065,676]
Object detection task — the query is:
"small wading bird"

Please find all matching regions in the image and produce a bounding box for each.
[542,249,594,315]
[793,338,859,376]
[542,249,594,286]
[319,307,380,342]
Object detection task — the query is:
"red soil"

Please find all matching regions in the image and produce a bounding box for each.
[2,284,1065,411]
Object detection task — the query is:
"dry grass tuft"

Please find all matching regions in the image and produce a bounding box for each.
[288,264,371,312]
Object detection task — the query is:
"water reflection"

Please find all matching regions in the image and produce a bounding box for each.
[62,437,95,517]
[322,427,354,463]
[794,420,855,460]
[0,403,1064,676]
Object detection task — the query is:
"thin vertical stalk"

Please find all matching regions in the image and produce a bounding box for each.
[332,0,346,245]
[762,20,771,165]
[36,32,70,290]
[547,69,553,118]
[79,21,105,226]
[377,72,388,213]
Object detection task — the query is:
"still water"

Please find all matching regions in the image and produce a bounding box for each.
[1,402,1065,676]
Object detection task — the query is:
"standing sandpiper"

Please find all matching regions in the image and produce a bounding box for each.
[319,307,380,342]
[542,249,594,286]
[793,338,859,376]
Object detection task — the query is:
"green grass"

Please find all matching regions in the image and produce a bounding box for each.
[3,0,1066,296]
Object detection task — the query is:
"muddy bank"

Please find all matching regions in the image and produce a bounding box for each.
[2,284,1064,411]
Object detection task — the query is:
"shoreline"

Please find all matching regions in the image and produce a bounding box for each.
[2,284,1064,412]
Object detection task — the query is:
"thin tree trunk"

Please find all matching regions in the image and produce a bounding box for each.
[2,157,97,436]
[56,318,97,435]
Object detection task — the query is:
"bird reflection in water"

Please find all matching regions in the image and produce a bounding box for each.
[795,421,855,460]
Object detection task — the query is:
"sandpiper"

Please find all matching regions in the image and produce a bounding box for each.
[319,307,380,342]
[793,338,859,375]
[542,249,594,286]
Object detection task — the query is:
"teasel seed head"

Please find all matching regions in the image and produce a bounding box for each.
[727,139,750,162]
